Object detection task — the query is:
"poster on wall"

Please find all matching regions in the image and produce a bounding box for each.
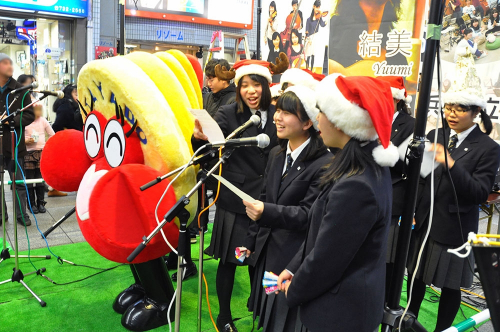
[427,2,500,139]
[261,0,332,76]
[0,0,88,17]
[126,0,254,29]
[326,0,428,99]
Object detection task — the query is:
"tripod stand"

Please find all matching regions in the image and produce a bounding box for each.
[381,0,445,331]
[129,148,234,332]
[0,98,51,306]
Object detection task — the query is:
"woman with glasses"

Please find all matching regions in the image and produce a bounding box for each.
[407,77,500,331]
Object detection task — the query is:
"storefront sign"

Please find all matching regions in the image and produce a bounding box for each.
[45,47,62,60]
[126,0,253,30]
[95,46,117,60]
[0,0,88,17]
[156,29,184,41]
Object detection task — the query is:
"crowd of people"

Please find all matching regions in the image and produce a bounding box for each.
[0,53,82,227]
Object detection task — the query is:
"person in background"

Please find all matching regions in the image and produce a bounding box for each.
[277,75,397,332]
[265,2,279,52]
[242,86,330,332]
[0,53,35,227]
[52,84,81,132]
[455,28,487,62]
[286,29,305,68]
[192,56,287,332]
[486,8,500,36]
[470,18,487,44]
[463,0,480,19]
[376,76,415,301]
[24,100,54,213]
[204,59,237,117]
[268,32,285,64]
[305,0,327,71]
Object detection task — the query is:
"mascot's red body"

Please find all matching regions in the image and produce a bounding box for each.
[41,106,180,331]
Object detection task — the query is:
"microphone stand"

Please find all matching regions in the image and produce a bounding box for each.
[381,0,445,331]
[128,148,235,332]
[0,99,50,307]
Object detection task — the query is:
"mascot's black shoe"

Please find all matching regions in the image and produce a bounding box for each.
[217,316,239,332]
[121,296,170,331]
[164,254,178,271]
[113,283,146,314]
[171,262,197,282]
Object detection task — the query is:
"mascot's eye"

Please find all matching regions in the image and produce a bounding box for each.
[84,113,102,158]
[103,119,126,168]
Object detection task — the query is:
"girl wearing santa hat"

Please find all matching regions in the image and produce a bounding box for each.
[192,54,288,332]
[240,86,331,332]
[376,76,415,300]
[407,64,500,331]
[277,74,398,332]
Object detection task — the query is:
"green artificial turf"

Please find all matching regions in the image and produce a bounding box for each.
[0,227,487,332]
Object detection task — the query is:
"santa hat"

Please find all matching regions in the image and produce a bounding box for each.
[270,83,282,98]
[376,76,412,105]
[215,53,289,86]
[280,68,325,90]
[315,74,399,167]
[443,52,487,109]
[285,85,319,131]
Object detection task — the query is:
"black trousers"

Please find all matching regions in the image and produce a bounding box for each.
[25,167,45,207]
[1,157,28,220]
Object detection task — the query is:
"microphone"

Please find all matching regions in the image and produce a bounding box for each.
[208,134,270,149]
[226,115,261,139]
[10,82,39,94]
[35,90,64,99]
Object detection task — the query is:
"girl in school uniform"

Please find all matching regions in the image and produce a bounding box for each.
[376,76,416,299]
[240,86,331,331]
[277,75,398,332]
[407,60,500,332]
[192,54,288,332]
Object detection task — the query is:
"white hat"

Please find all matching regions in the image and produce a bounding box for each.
[280,68,323,90]
[285,85,319,131]
[270,84,282,98]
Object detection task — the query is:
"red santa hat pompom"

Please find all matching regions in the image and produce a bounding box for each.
[376,75,412,105]
[315,74,399,167]
[280,68,325,90]
[215,53,289,86]
[285,85,319,131]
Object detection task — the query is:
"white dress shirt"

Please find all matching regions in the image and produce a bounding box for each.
[392,111,400,124]
[450,123,477,148]
[282,138,311,175]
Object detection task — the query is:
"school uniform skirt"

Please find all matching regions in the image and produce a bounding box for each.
[248,250,298,332]
[407,229,474,290]
[386,216,400,264]
[205,206,251,265]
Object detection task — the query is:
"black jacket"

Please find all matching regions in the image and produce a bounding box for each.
[415,126,500,246]
[286,142,392,332]
[390,112,415,217]
[0,78,35,158]
[203,84,237,118]
[192,102,278,215]
[244,144,331,271]
[52,98,82,132]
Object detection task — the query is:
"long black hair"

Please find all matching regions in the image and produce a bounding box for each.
[491,9,499,24]
[53,84,78,113]
[397,99,411,115]
[291,29,302,45]
[310,0,321,20]
[269,1,276,13]
[272,32,284,52]
[236,74,272,113]
[321,139,381,188]
[275,91,327,161]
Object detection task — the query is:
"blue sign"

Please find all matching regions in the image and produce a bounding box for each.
[156,29,184,42]
[0,0,88,17]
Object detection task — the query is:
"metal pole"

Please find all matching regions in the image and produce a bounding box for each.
[256,0,262,60]
[119,0,125,55]
[384,0,446,316]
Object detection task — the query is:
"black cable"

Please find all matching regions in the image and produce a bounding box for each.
[41,264,125,285]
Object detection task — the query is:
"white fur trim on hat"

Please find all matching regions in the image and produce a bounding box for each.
[391,87,406,101]
[405,95,413,105]
[280,68,318,90]
[443,91,487,109]
[270,84,282,98]
[286,85,319,131]
[234,64,272,86]
[372,142,399,167]
[315,74,378,141]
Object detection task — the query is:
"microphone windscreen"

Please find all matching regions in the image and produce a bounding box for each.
[56,91,64,99]
[250,114,261,126]
[32,82,39,89]
[256,134,270,148]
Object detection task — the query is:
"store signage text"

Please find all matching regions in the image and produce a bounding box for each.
[156,29,184,42]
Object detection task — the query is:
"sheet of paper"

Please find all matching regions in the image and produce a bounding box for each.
[397,134,439,178]
[212,174,256,203]
[189,109,225,143]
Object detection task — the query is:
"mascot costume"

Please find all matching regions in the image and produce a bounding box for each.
[40,50,204,331]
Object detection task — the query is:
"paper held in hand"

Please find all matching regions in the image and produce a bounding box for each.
[189,109,225,142]
[211,174,257,203]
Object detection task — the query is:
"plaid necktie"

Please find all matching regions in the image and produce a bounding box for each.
[255,110,263,133]
[281,154,293,182]
[448,134,458,153]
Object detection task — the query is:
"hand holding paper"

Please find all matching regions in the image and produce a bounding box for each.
[262,271,288,295]
[189,109,225,142]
